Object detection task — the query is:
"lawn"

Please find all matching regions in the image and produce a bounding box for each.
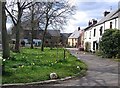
[2,48,87,84]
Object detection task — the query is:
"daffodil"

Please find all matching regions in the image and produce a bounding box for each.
[3,59,6,62]
[21,65,24,68]
[77,66,80,69]
[32,63,35,65]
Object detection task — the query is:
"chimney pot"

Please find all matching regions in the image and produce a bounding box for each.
[104,11,110,17]
[88,21,92,26]
[78,27,80,31]
[92,19,97,25]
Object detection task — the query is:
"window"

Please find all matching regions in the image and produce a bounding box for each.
[110,22,112,29]
[75,39,77,41]
[72,39,74,46]
[93,41,96,50]
[100,26,103,36]
[68,42,70,45]
[89,31,91,39]
[94,29,96,37]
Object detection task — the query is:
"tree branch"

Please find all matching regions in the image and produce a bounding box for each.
[5,6,17,25]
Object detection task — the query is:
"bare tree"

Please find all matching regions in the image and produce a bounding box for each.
[30,5,34,49]
[36,1,75,51]
[0,1,10,73]
[28,3,39,49]
[1,1,10,59]
[5,0,33,52]
[21,3,40,49]
[18,1,75,51]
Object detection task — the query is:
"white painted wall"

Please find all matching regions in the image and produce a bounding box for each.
[84,17,119,52]
[104,18,118,30]
[119,17,120,29]
[91,23,105,51]
[84,29,92,50]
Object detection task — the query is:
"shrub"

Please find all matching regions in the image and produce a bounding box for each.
[99,29,120,58]
[95,50,103,56]
[85,42,90,52]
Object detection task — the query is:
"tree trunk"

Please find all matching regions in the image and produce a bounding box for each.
[31,29,34,49]
[41,33,45,51]
[14,3,22,53]
[41,18,49,51]
[1,2,10,59]
[15,23,20,53]
[31,5,34,49]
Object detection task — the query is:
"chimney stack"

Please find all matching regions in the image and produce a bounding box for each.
[88,20,92,26]
[88,19,97,26]
[104,11,110,17]
[92,19,97,25]
[78,27,80,31]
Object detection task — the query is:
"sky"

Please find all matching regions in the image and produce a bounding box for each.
[6,0,120,33]
[61,0,119,33]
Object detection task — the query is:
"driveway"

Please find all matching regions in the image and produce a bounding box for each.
[48,48,119,86]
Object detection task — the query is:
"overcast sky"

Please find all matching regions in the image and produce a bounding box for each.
[62,0,119,33]
[6,0,120,33]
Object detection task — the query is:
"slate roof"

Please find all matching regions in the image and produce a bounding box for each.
[68,30,80,39]
[47,30,60,37]
[61,33,72,38]
[83,9,120,31]
[94,9,119,26]
[84,24,95,31]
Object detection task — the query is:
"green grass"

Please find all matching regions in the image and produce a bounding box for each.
[2,48,87,84]
[114,58,120,62]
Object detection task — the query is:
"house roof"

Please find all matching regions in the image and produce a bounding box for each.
[47,30,60,37]
[61,33,72,38]
[84,24,95,31]
[83,9,120,32]
[94,9,119,26]
[68,30,80,39]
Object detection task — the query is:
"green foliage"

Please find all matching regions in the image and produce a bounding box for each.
[95,50,103,56]
[85,42,90,52]
[2,48,87,84]
[99,29,120,58]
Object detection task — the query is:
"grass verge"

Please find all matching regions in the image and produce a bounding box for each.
[2,48,87,84]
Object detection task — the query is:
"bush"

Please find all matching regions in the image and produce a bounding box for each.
[85,42,90,52]
[95,50,103,56]
[99,29,120,58]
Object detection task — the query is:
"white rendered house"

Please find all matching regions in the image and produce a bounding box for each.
[68,27,81,47]
[84,9,120,52]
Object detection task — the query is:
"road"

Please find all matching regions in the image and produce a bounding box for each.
[48,48,119,86]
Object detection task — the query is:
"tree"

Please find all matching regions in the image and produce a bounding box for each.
[5,1,33,52]
[0,1,10,73]
[1,1,10,59]
[21,2,40,49]
[30,5,34,49]
[36,1,75,51]
[99,29,120,58]
[29,3,38,49]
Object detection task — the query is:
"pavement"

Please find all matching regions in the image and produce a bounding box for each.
[2,48,120,87]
